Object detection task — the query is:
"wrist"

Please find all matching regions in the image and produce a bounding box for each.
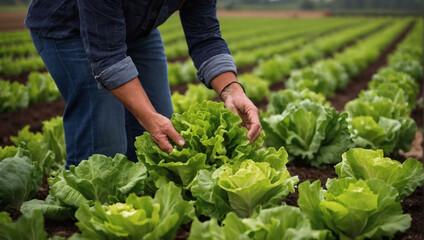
[137,112,161,132]
[219,82,245,102]
[210,72,245,102]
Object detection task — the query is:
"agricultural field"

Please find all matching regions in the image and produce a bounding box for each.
[0,13,423,240]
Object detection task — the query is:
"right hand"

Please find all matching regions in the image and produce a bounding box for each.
[143,113,185,153]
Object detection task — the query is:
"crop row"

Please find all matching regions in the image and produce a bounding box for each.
[1,100,422,239]
[0,18,366,76]
[0,19,422,239]
[169,18,397,112]
[0,72,60,113]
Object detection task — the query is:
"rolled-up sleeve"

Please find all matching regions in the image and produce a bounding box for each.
[179,0,237,88]
[77,0,138,89]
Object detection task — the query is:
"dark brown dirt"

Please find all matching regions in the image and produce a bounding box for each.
[0,12,27,31]
[0,99,66,147]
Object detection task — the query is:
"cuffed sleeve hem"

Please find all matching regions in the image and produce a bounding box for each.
[197,54,237,89]
[94,56,139,90]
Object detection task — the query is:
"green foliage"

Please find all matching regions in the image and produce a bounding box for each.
[346,86,417,154]
[262,100,350,167]
[0,149,43,210]
[0,209,47,240]
[11,117,66,176]
[267,89,329,115]
[191,148,298,219]
[0,145,18,161]
[286,67,338,97]
[369,68,418,108]
[21,154,148,219]
[189,205,329,240]
[172,84,216,113]
[238,74,270,103]
[135,101,265,187]
[27,72,60,103]
[0,79,29,113]
[335,148,424,200]
[298,179,411,240]
[75,182,194,240]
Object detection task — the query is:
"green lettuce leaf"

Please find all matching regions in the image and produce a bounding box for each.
[75,182,194,240]
[135,101,265,187]
[298,179,411,240]
[238,74,270,103]
[335,148,424,200]
[286,68,338,97]
[0,145,18,161]
[172,84,216,113]
[0,209,47,240]
[21,154,147,219]
[189,205,330,240]
[267,89,329,115]
[263,100,350,167]
[191,149,298,219]
[0,149,42,210]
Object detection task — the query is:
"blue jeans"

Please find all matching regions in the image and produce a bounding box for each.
[30,29,173,168]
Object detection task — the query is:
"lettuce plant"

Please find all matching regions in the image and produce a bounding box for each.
[298,179,411,240]
[369,68,418,108]
[135,101,265,187]
[0,209,47,240]
[21,154,147,219]
[191,147,298,219]
[0,80,29,113]
[189,205,329,240]
[75,182,194,240]
[172,84,216,113]
[262,100,350,167]
[286,67,338,97]
[238,74,270,103]
[335,148,424,200]
[267,89,329,115]
[0,149,42,210]
[0,145,18,161]
[10,117,66,176]
[346,91,417,154]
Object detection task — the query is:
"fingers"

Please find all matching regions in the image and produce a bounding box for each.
[149,115,184,154]
[164,125,185,147]
[246,106,262,144]
[153,134,174,154]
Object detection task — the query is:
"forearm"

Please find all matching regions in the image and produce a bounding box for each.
[109,77,157,129]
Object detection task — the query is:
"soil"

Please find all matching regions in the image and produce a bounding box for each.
[0,99,66,146]
[0,12,27,32]
[1,19,422,240]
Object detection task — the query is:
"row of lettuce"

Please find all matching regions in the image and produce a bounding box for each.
[170,18,394,113]
[0,18,422,239]
[0,18,361,77]
[0,72,60,113]
[1,100,423,239]
[0,18,376,114]
[173,19,421,159]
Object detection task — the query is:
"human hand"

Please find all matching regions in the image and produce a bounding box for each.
[143,113,185,153]
[220,82,262,144]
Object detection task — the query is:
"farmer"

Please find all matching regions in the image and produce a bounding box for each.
[25,0,262,168]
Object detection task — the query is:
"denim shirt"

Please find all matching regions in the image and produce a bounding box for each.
[25,0,237,89]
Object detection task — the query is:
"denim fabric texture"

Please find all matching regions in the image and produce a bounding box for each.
[30,29,173,168]
[25,0,237,90]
